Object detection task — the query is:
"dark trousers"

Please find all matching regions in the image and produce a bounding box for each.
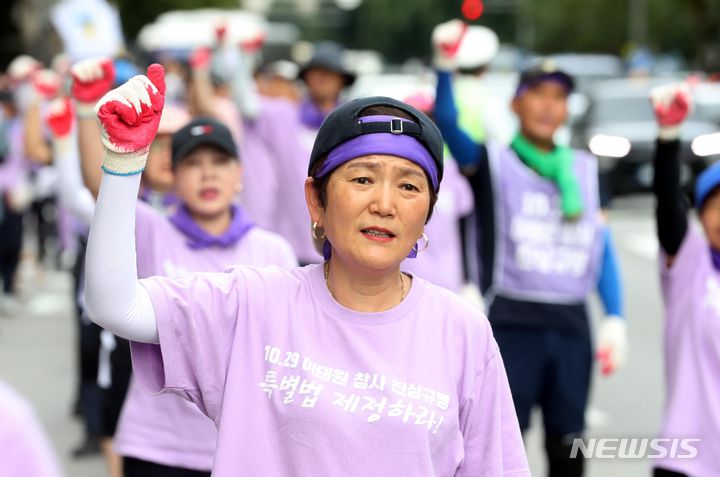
[495,326,592,477]
[73,235,103,437]
[30,196,56,265]
[124,457,211,477]
[0,200,22,294]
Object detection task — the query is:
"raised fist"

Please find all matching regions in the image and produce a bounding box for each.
[240,32,265,53]
[7,55,41,84]
[431,19,468,70]
[650,83,691,141]
[95,64,166,175]
[71,58,116,104]
[189,48,212,72]
[46,97,74,138]
[31,69,61,100]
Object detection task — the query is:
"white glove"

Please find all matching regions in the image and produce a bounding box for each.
[596,316,627,376]
[431,20,467,71]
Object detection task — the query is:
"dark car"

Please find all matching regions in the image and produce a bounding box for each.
[576,78,720,196]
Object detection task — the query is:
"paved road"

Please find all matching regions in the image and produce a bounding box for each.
[0,195,667,476]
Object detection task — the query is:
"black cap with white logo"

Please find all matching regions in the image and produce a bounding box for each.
[171,117,238,167]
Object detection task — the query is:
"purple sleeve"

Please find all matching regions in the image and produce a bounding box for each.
[456,347,530,477]
[131,270,244,420]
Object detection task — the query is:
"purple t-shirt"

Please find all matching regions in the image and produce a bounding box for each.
[114,202,297,470]
[656,226,720,475]
[402,158,474,293]
[251,98,319,264]
[0,381,63,477]
[131,264,530,476]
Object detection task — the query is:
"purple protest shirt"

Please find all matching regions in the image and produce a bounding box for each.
[113,202,297,471]
[655,225,720,475]
[250,97,319,264]
[487,143,603,303]
[0,381,63,477]
[238,108,280,232]
[402,158,474,293]
[131,264,530,476]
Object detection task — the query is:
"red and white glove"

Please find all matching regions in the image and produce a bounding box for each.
[71,57,116,118]
[95,64,166,176]
[7,55,42,85]
[240,32,266,54]
[650,83,691,141]
[215,24,228,45]
[46,97,75,138]
[31,69,61,100]
[596,316,627,376]
[431,19,468,71]
[189,47,212,73]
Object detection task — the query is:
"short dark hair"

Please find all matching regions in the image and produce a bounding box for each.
[310,105,438,223]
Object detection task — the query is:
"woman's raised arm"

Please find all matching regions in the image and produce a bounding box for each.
[84,65,166,343]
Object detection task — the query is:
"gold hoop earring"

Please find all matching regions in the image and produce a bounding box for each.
[312,221,326,240]
[412,232,429,253]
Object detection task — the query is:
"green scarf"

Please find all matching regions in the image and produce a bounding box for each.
[510,133,584,219]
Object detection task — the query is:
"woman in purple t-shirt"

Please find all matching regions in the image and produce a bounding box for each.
[651,83,720,477]
[84,65,530,476]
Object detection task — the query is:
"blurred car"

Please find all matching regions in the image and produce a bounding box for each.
[577,78,720,195]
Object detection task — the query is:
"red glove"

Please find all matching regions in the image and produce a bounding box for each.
[95,64,166,175]
[650,83,691,140]
[32,69,61,100]
[215,24,228,44]
[651,84,690,127]
[189,47,212,72]
[240,32,266,53]
[46,97,75,138]
[71,58,116,104]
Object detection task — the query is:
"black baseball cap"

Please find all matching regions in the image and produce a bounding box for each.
[171,117,238,167]
[515,59,575,98]
[307,96,444,183]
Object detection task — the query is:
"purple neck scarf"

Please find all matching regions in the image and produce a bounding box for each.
[299,98,334,129]
[711,248,720,271]
[169,203,255,250]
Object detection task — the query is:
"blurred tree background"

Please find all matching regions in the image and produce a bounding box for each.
[90,0,720,70]
[3,0,719,70]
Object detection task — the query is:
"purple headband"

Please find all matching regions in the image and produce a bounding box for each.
[313,115,439,191]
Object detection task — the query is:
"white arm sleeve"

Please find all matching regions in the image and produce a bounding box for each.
[53,134,96,226]
[85,171,159,343]
[229,50,261,121]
